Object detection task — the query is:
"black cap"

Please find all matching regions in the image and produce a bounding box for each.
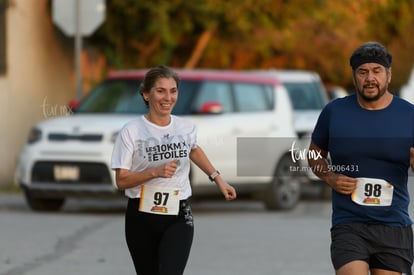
[350,42,392,70]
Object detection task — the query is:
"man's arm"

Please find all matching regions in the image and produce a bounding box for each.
[307,141,357,195]
[307,141,332,181]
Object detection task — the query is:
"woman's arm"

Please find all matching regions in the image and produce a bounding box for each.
[114,160,178,190]
[190,146,237,200]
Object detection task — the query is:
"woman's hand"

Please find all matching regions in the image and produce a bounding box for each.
[215,180,237,201]
[154,160,178,178]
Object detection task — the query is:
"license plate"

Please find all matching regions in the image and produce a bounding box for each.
[53,165,80,181]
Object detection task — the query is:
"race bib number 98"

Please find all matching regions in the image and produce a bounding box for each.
[139,185,180,215]
[351,178,393,206]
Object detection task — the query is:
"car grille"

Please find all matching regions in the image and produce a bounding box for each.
[48,133,103,142]
[31,161,112,184]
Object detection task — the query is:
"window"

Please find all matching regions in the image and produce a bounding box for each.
[76,79,146,114]
[192,81,233,113]
[233,83,271,112]
[284,82,325,110]
[173,80,199,115]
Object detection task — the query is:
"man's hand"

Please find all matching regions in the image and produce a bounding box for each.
[325,173,357,195]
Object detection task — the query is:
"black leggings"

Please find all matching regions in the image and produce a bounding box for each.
[125,198,194,275]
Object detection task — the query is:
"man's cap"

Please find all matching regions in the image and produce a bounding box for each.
[350,42,392,70]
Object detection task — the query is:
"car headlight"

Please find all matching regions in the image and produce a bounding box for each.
[27,127,42,144]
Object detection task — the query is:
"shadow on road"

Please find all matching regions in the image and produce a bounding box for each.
[0,179,330,216]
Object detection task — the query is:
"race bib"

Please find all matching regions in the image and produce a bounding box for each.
[139,185,180,215]
[351,178,393,206]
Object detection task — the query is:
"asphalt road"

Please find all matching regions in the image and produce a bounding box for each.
[0,180,413,275]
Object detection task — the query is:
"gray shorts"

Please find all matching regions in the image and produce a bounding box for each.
[331,222,413,274]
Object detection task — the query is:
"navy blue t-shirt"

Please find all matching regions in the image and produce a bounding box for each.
[312,93,414,227]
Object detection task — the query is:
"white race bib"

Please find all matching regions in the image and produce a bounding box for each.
[351,178,393,206]
[139,185,180,215]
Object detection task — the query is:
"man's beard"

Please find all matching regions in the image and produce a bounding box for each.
[358,83,387,102]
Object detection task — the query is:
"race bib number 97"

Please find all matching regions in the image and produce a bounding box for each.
[139,185,180,215]
[351,178,393,207]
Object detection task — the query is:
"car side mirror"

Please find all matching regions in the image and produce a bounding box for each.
[198,102,223,114]
[68,99,80,113]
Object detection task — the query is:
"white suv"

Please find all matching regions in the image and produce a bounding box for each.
[15,69,302,211]
[251,70,329,193]
[252,69,328,137]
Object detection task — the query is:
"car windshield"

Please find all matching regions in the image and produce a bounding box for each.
[284,82,326,110]
[75,79,199,115]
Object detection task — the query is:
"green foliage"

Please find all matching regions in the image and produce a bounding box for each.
[365,0,414,91]
[85,0,414,90]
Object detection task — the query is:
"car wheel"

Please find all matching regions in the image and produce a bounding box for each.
[264,154,301,210]
[24,189,65,212]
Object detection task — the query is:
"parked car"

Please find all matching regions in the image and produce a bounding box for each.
[251,69,330,196]
[15,69,302,211]
[326,85,349,100]
[252,70,329,137]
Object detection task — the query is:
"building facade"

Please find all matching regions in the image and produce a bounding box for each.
[0,0,75,185]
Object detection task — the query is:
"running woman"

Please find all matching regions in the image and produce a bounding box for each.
[111,65,237,275]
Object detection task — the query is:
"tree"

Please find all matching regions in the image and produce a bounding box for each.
[366,0,414,92]
[81,0,414,90]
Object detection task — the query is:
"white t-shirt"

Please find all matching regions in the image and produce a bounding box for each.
[111,115,197,199]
